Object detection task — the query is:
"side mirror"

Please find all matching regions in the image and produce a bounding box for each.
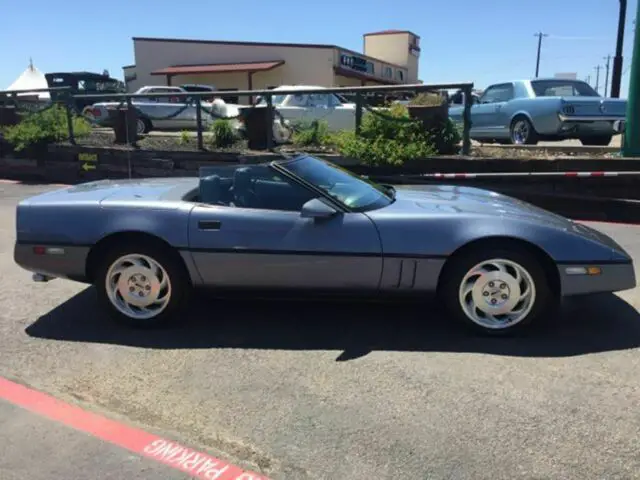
[301,198,337,219]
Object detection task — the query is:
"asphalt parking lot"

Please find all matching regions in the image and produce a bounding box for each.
[1,182,640,479]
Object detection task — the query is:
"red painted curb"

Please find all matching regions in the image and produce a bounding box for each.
[0,377,269,480]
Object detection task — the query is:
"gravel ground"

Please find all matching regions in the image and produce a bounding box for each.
[1,183,640,479]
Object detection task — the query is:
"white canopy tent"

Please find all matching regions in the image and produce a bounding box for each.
[6,60,50,100]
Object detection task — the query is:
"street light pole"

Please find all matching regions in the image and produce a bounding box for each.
[611,0,627,98]
[534,32,548,77]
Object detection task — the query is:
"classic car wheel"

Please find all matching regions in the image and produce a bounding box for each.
[136,117,152,134]
[510,116,538,145]
[95,244,190,328]
[440,247,552,335]
[579,135,612,146]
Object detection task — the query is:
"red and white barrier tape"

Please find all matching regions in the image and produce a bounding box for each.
[423,171,640,179]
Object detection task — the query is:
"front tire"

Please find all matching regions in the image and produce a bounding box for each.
[439,246,553,336]
[95,243,190,328]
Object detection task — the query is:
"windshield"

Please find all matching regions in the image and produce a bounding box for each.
[277,155,393,212]
[531,80,599,97]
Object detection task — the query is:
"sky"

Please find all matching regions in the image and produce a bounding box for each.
[2,0,638,97]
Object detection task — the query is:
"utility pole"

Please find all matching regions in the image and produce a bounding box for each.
[604,55,612,96]
[595,65,603,94]
[611,0,627,98]
[534,32,549,77]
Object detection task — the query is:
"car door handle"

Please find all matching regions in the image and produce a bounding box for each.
[198,220,221,230]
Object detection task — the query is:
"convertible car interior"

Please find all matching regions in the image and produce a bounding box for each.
[196,164,314,211]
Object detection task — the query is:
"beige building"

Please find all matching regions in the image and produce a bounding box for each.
[122,30,421,103]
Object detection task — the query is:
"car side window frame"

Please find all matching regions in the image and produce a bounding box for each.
[480,83,514,104]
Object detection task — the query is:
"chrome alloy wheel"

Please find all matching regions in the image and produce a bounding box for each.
[105,253,172,320]
[458,258,536,330]
[136,118,146,135]
[511,119,530,144]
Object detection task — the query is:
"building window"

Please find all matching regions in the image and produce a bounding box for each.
[383,67,392,78]
[366,62,374,75]
[396,70,405,82]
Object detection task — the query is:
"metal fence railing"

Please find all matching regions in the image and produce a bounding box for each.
[1,82,475,155]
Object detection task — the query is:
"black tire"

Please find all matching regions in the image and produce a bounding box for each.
[509,116,539,145]
[439,245,553,336]
[579,135,612,146]
[136,117,152,134]
[94,242,191,328]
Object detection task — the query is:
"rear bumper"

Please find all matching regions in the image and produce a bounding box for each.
[559,261,636,296]
[14,243,90,282]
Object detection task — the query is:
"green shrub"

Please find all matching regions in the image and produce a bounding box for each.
[332,104,436,166]
[178,129,190,145]
[2,104,91,151]
[291,120,331,146]
[209,118,236,148]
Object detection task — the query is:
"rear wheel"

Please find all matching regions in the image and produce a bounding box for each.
[579,135,612,146]
[439,246,553,335]
[510,116,539,145]
[94,243,190,328]
[136,117,152,134]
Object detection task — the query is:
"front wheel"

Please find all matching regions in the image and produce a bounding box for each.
[580,135,612,146]
[95,244,190,328]
[439,246,553,335]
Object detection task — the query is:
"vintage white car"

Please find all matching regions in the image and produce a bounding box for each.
[254,85,358,132]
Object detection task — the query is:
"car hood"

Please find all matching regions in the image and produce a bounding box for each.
[375,185,626,252]
[383,185,574,228]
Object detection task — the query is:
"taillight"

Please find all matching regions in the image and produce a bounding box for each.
[562,105,575,115]
[169,96,179,103]
[92,108,101,117]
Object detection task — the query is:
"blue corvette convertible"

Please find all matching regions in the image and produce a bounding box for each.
[14,154,635,335]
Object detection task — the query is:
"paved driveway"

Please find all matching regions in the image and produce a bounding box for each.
[1,182,640,479]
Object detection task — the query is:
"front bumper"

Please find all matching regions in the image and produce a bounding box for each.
[559,261,636,296]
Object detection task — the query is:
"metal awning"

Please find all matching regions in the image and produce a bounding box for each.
[151,61,285,76]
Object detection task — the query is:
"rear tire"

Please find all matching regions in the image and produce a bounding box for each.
[136,117,152,134]
[439,245,553,336]
[510,116,539,145]
[94,243,190,328]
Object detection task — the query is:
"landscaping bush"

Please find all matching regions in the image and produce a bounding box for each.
[331,104,436,166]
[2,104,91,151]
[209,118,236,148]
[291,119,331,147]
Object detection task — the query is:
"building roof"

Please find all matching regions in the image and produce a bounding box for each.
[150,60,285,76]
[364,30,421,38]
[133,36,407,70]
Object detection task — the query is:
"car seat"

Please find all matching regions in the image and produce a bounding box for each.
[200,174,222,204]
[232,167,259,208]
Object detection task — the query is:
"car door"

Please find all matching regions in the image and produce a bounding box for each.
[305,93,355,131]
[187,164,383,290]
[475,83,515,139]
